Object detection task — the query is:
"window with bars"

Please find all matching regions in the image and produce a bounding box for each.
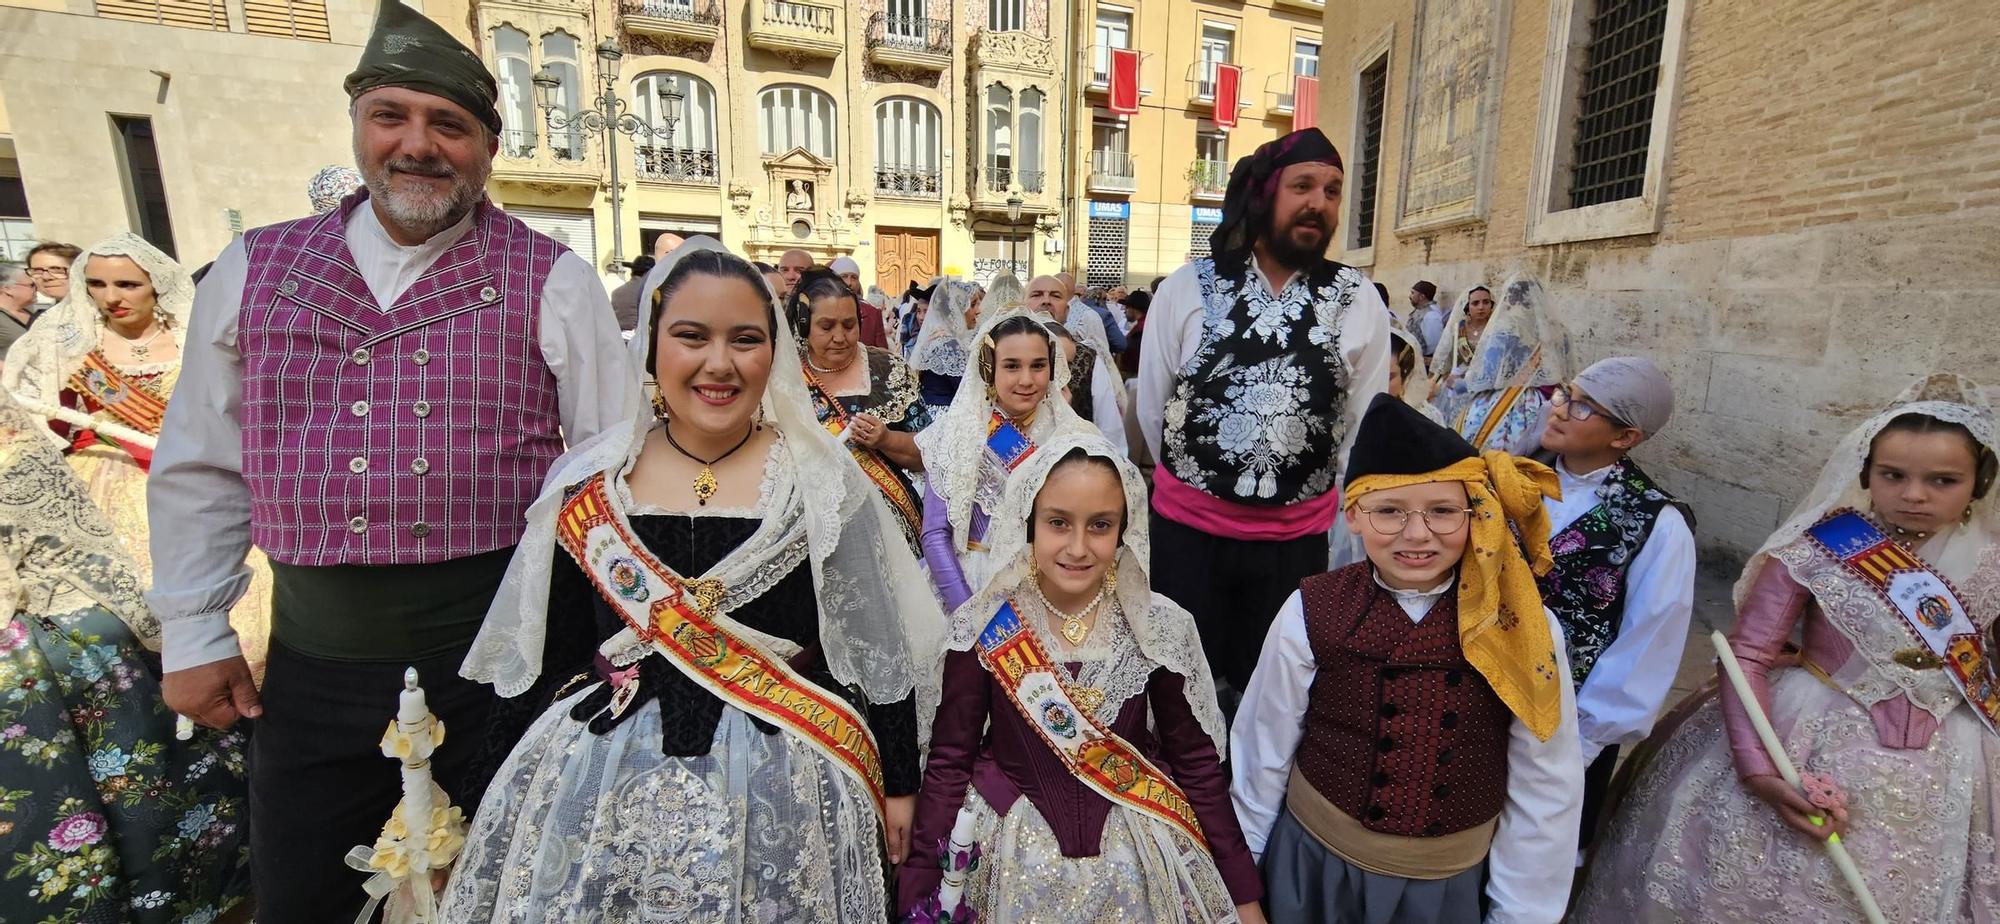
[1092,8,1132,84]
[1086,217,1127,289]
[1352,55,1388,250]
[1567,0,1669,209]
[97,0,226,31]
[244,0,330,40]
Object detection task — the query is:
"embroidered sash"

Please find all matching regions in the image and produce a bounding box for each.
[1805,509,2000,735]
[1461,345,1543,450]
[801,362,922,539]
[974,599,1207,847]
[985,411,1036,471]
[555,473,888,812]
[68,351,168,437]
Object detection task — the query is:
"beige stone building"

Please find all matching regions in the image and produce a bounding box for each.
[0,0,369,264]
[1060,0,1326,289]
[1318,0,2000,560]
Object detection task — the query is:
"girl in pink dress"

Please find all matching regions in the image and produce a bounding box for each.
[1575,373,2000,922]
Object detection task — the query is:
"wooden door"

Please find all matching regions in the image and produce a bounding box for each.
[875,227,941,291]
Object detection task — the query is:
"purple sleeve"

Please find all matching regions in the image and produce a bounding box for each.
[896,648,992,915]
[1149,669,1263,905]
[1719,562,1811,780]
[922,481,973,611]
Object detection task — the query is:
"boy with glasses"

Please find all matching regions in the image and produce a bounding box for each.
[1535,356,1696,852]
[25,241,80,305]
[1232,393,1584,923]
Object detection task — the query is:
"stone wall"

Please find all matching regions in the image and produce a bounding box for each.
[1322,0,2000,563]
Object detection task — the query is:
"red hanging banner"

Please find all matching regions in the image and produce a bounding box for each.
[1292,75,1320,130]
[1108,48,1140,115]
[1213,64,1242,129]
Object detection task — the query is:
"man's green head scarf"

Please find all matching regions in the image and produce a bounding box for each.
[345,0,503,137]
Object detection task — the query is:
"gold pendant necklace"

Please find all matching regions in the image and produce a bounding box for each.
[660,421,756,506]
[1031,576,1110,645]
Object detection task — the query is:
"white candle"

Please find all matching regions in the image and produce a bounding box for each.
[398,667,426,726]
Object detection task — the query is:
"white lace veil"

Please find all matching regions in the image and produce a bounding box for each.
[909,276,974,377]
[463,237,946,717]
[928,431,1230,752]
[1426,283,1484,381]
[3,233,191,447]
[1460,273,1570,394]
[1735,372,1999,605]
[913,305,1095,547]
[985,274,1026,312]
[1390,325,1433,411]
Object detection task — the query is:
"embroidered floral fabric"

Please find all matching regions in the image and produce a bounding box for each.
[1161,255,1359,505]
[1538,457,1677,686]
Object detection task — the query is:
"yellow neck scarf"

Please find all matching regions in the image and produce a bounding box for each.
[1345,452,1565,741]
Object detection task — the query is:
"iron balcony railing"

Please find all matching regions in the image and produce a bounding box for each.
[620,0,720,24]
[875,165,943,199]
[867,12,950,55]
[1090,149,1134,180]
[984,166,1045,194]
[634,146,719,185]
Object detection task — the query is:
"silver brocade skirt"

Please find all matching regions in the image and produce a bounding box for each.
[951,788,1239,923]
[440,689,889,922]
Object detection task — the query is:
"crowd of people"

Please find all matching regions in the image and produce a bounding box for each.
[1,3,1996,922]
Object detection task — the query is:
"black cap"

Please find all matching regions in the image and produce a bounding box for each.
[1343,393,1477,488]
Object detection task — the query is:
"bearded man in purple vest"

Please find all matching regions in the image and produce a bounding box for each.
[145,1,637,918]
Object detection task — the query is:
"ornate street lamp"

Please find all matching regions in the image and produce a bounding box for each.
[530,38,673,268]
[1005,188,1026,278]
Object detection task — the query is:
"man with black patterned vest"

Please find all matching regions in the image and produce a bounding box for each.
[1134,127,1390,702]
[1231,393,1584,924]
[1535,355,1696,848]
[146,0,636,919]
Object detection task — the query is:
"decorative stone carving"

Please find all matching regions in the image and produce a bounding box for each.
[729,182,755,216]
[787,179,815,212]
[1396,0,1506,232]
[948,195,972,229]
[971,29,1055,75]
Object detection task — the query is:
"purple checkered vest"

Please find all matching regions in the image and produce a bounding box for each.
[237,195,565,566]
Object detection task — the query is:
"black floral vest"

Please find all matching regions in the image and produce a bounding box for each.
[1163,255,1361,505]
[1536,457,1684,687]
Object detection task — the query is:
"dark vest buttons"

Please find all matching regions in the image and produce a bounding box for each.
[1445,669,1463,686]
[1437,748,1454,765]
[1441,711,1458,729]
[1423,823,1443,836]
[1433,784,1451,798]
[1382,667,1400,682]
[1372,771,1390,787]
[1366,804,1386,822]
[1380,702,1399,718]
[1376,735,1394,753]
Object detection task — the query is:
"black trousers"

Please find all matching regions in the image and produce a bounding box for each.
[248,642,498,923]
[1149,506,1330,694]
[1579,745,1622,849]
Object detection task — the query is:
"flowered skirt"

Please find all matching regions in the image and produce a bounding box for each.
[440,689,890,922]
[0,602,250,923]
[1573,670,2000,923]
[916,789,1238,923]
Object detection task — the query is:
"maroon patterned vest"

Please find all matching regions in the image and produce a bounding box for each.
[237,195,565,566]
[1296,563,1513,838]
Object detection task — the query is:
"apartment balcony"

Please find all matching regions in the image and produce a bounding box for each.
[748,0,840,60]
[1272,0,1325,12]
[1184,62,1255,114]
[491,128,601,188]
[971,165,1052,215]
[620,0,720,44]
[875,164,944,200]
[633,145,720,186]
[970,28,1054,76]
[867,12,951,72]
[1087,149,1135,195]
[1187,158,1229,201]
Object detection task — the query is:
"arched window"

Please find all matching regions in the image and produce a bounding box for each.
[875,96,942,197]
[984,83,1012,192]
[633,71,719,183]
[492,26,534,157]
[1017,87,1043,191]
[758,85,837,158]
[541,31,584,160]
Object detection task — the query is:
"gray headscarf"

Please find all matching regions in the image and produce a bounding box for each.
[1571,356,1674,437]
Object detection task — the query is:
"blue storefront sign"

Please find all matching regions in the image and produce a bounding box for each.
[1192,206,1224,225]
[1088,200,1131,220]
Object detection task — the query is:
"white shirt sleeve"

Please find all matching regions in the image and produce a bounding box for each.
[1135,263,1204,465]
[1089,361,1127,456]
[1337,279,1393,474]
[1484,614,1586,924]
[1573,506,1698,764]
[539,252,640,446]
[1229,590,1314,860]
[147,241,254,672]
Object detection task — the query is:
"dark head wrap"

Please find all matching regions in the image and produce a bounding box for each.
[1208,127,1343,263]
[1344,393,1476,489]
[345,0,503,137]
